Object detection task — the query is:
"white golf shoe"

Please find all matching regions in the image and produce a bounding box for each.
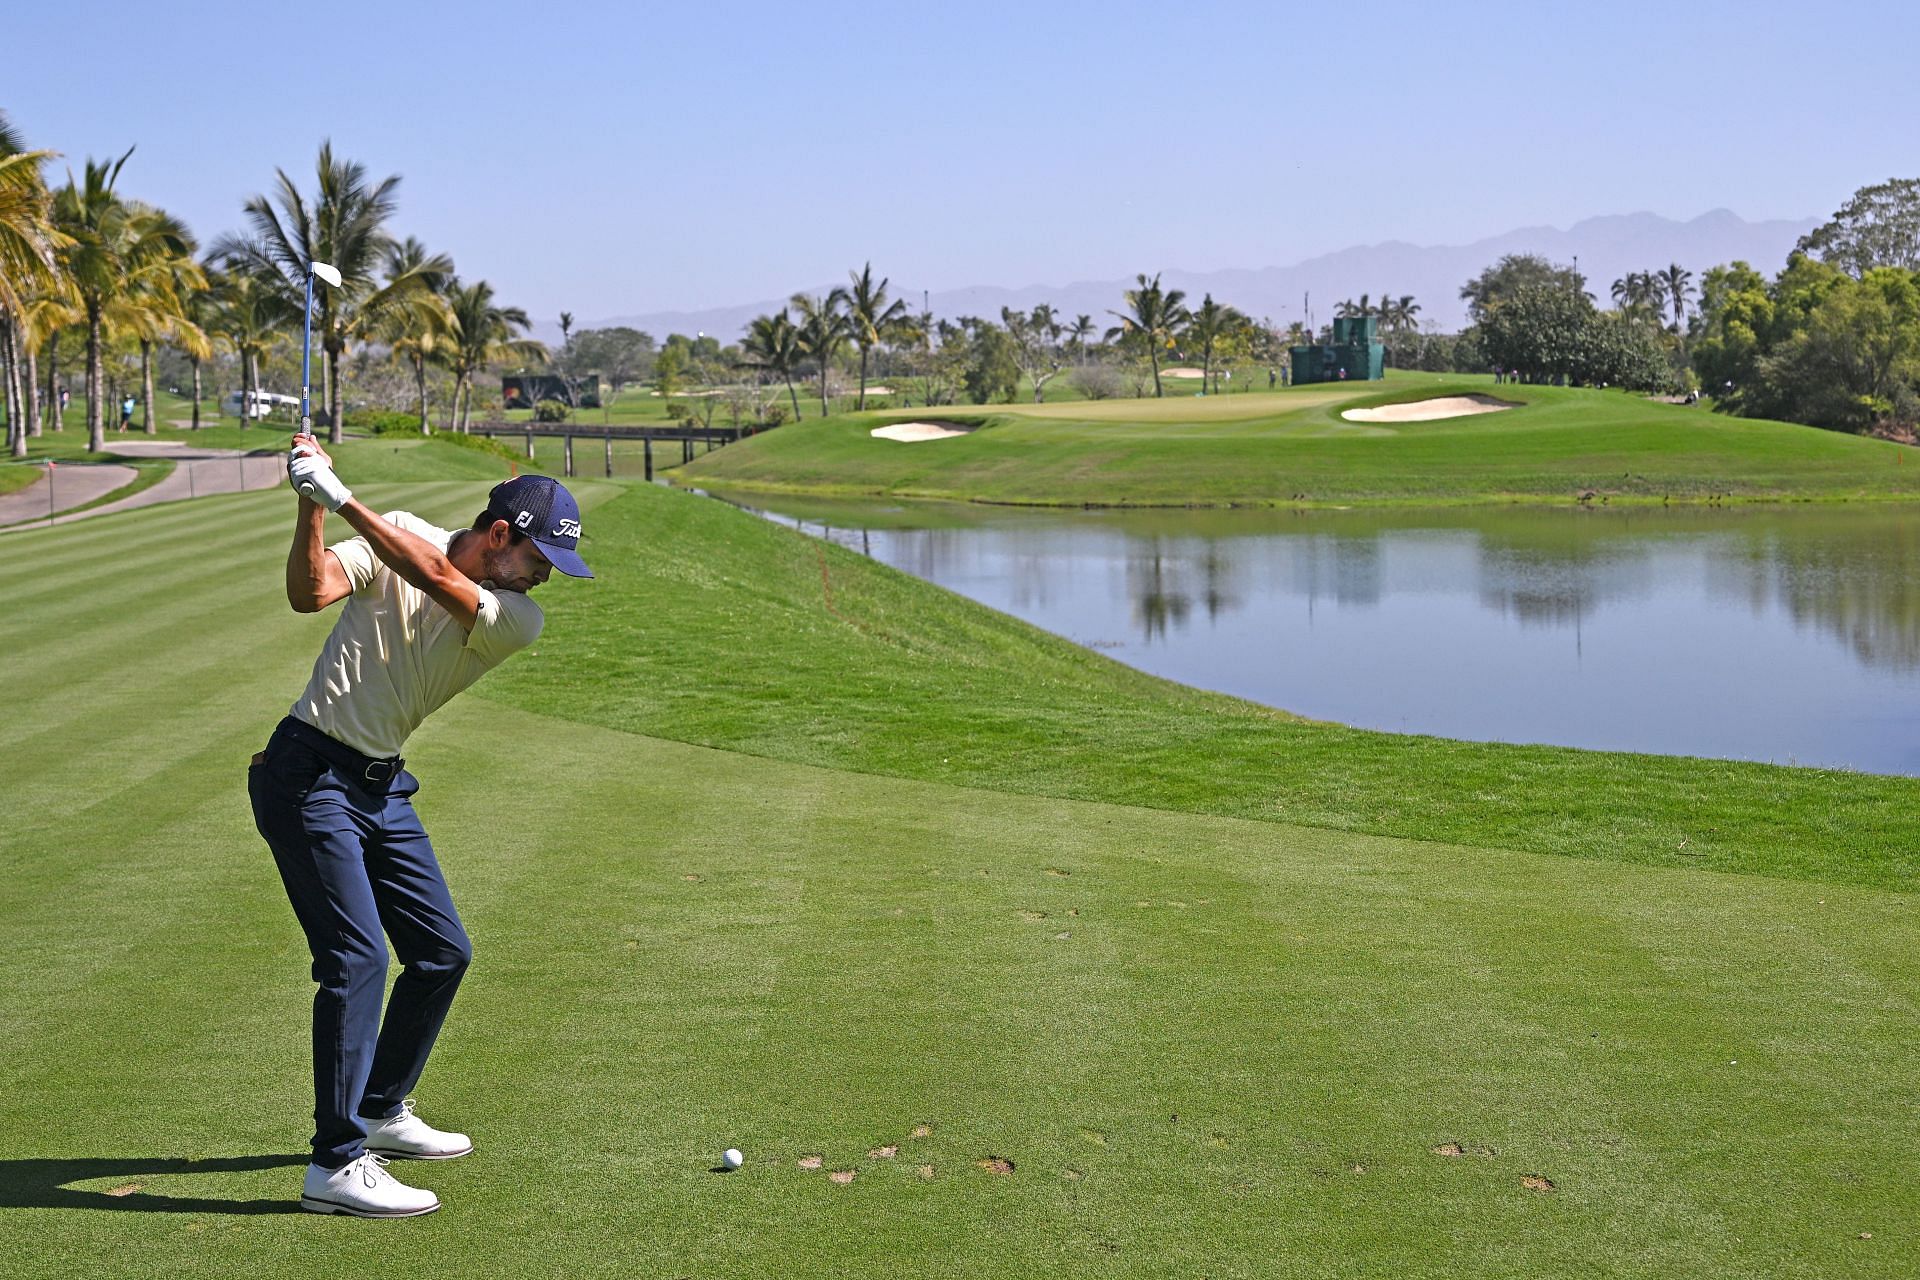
[300,1153,440,1218]
[363,1098,474,1160]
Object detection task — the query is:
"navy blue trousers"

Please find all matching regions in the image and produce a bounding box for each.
[248,717,472,1169]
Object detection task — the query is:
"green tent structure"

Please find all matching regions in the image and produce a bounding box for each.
[1290,316,1384,384]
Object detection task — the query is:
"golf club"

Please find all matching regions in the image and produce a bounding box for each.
[295,260,343,499]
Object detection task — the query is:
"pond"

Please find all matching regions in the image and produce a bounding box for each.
[707,491,1920,776]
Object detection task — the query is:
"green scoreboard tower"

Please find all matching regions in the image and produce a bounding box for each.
[1290,315,1385,384]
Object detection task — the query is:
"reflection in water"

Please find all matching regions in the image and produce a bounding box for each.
[1122,541,1243,640]
[723,494,1920,774]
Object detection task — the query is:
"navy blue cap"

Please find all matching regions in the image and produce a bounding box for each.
[487,475,592,578]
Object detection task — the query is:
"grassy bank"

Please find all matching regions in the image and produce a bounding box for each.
[4,480,1917,1276]
[674,374,1920,507]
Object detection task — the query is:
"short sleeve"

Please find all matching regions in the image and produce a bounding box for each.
[328,535,379,592]
[465,587,544,665]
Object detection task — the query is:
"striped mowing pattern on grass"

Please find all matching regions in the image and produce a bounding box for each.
[2,483,1917,1276]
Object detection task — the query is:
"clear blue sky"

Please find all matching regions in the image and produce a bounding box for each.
[8,0,1914,323]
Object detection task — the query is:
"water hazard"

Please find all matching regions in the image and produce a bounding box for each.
[709,491,1920,776]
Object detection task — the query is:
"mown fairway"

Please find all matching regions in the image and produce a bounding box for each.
[4,481,1918,1278]
[676,373,1920,506]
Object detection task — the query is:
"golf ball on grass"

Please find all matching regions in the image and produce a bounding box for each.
[722,1148,744,1170]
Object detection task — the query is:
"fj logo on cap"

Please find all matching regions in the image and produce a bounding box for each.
[515,511,533,529]
[557,518,582,539]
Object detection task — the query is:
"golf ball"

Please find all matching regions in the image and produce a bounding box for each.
[723,1148,744,1170]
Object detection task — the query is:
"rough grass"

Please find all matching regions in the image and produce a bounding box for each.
[678,373,1920,507]
[3,480,1917,1277]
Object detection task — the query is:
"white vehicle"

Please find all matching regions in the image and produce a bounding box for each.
[226,390,300,420]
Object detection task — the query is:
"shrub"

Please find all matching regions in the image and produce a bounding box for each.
[534,399,571,423]
[346,409,422,434]
[1068,363,1123,400]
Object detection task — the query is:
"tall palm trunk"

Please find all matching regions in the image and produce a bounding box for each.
[819,362,829,419]
[785,374,800,423]
[449,371,467,433]
[2,317,20,457]
[44,331,60,433]
[413,354,429,434]
[140,338,157,434]
[189,357,202,429]
[242,349,257,431]
[1150,347,1163,398]
[857,345,869,410]
[86,301,105,453]
[325,340,345,444]
[24,348,40,443]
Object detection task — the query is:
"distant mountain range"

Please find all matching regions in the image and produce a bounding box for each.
[563,210,1817,344]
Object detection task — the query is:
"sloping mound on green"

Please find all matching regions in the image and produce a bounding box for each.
[484,483,1920,891]
[677,375,1920,508]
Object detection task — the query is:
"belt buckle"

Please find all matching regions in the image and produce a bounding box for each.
[363,760,396,783]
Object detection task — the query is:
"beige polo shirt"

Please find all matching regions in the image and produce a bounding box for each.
[291,511,544,758]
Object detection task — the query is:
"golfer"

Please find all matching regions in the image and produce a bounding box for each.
[249,433,591,1217]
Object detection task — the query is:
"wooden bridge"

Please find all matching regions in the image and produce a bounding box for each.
[469,421,768,480]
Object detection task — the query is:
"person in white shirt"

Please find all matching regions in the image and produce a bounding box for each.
[249,433,591,1217]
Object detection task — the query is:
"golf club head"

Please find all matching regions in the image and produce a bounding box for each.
[310,261,342,288]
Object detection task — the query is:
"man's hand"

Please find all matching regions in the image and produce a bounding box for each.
[289,433,353,512]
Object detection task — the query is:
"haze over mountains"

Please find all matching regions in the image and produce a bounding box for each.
[570,210,1817,345]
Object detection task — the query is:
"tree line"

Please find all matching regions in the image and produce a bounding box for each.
[0,115,552,458]
[1448,177,1920,434]
[8,112,1910,443]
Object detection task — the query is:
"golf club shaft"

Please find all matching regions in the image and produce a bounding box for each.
[297,269,317,497]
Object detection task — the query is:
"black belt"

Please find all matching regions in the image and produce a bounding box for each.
[279,716,405,785]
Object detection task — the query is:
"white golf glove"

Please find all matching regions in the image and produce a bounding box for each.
[288,447,353,512]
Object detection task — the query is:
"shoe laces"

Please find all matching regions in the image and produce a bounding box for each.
[351,1152,396,1188]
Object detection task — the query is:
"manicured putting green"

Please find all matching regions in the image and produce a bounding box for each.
[678,373,1920,507]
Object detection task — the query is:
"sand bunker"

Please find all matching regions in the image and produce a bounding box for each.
[870,421,974,442]
[1341,395,1516,423]
[1159,367,1205,379]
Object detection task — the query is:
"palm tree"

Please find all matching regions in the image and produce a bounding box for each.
[791,289,850,417]
[362,236,455,433]
[0,112,64,315]
[18,287,79,445]
[117,227,204,433]
[52,149,195,452]
[1659,263,1693,333]
[1185,294,1246,393]
[742,309,804,423]
[1066,313,1096,364]
[1611,272,1670,326]
[219,141,434,444]
[444,277,543,433]
[1107,273,1189,397]
[0,113,67,453]
[1372,294,1421,365]
[208,262,295,429]
[843,263,909,410]
[180,267,224,429]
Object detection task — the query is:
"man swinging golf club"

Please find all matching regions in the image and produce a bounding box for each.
[250,269,592,1216]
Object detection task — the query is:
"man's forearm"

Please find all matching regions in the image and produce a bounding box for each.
[286,498,334,612]
[337,500,463,597]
